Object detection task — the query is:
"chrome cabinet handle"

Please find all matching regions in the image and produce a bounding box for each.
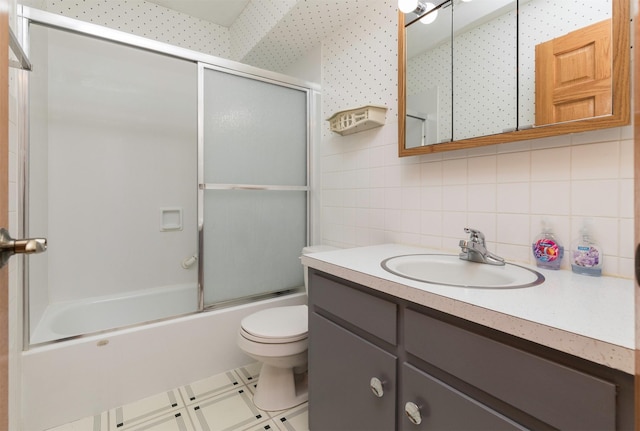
[0,228,47,269]
[370,377,384,397]
[405,401,422,425]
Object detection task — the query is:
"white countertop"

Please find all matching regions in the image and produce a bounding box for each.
[302,244,635,374]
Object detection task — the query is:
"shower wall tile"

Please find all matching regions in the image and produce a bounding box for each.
[319,1,634,278]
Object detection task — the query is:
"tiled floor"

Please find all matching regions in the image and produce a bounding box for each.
[47,363,309,431]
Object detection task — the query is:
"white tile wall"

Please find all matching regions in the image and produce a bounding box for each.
[320,0,634,278]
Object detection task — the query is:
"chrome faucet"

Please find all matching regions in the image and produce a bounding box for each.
[459,228,505,266]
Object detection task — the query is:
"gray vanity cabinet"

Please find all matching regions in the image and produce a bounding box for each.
[308,269,634,431]
[308,270,398,431]
[400,363,525,430]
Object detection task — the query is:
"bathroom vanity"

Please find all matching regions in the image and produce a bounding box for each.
[303,244,634,430]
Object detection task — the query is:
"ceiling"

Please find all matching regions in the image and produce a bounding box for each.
[145,0,251,27]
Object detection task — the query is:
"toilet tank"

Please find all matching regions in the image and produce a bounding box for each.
[302,245,340,294]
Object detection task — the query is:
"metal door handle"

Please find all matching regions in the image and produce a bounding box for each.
[0,228,47,268]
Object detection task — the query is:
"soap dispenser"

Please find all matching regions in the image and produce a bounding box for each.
[571,224,602,277]
[532,220,564,270]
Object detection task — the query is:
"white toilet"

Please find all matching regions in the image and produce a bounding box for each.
[237,245,337,411]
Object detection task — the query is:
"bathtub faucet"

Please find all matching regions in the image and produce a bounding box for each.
[458,227,505,266]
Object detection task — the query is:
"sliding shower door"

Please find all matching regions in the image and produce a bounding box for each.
[201,66,308,306]
[27,23,198,344]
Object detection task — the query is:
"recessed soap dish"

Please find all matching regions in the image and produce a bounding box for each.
[160,207,183,231]
[327,105,387,135]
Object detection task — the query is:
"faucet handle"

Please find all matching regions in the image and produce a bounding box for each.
[464,227,485,243]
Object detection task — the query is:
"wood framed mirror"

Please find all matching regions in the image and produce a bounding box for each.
[398,0,630,157]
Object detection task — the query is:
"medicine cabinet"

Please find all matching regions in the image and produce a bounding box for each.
[398,0,629,156]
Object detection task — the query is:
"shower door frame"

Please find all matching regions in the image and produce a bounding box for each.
[197,62,312,310]
[19,7,319,348]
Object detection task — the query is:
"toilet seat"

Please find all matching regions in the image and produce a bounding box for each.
[240,305,308,344]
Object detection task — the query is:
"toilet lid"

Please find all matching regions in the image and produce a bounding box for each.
[241,305,308,340]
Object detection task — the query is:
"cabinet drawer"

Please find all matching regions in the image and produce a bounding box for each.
[309,313,397,431]
[309,271,397,344]
[405,309,616,430]
[401,363,527,431]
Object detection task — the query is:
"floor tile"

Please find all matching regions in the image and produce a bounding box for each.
[188,387,267,431]
[235,362,262,385]
[108,389,183,430]
[272,404,308,431]
[239,419,284,431]
[46,412,108,431]
[179,369,242,405]
[117,409,194,431]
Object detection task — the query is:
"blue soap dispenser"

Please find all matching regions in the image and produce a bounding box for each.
[571,224,602,277]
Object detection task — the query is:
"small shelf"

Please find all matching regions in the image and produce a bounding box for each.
[327,105,387,135]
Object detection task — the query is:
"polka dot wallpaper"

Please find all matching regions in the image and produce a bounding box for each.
[43,0,231,58]
[321,0,398,138]
[229,0,297,63]
[239,0,363,74]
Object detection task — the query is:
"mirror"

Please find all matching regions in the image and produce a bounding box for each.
[399,0,629,156]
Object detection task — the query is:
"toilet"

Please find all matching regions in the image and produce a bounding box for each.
[237,245,337,411]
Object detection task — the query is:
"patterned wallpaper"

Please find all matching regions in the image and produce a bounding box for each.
[41,0,231,58]
[229,0,297,63]
[238,0,364,74]
[321,0,398,138]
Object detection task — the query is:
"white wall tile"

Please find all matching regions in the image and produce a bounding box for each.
[467,155,497,184]
[497,213,530,245]
[497,152,530,183]
[571,180,619,217]
[442,185,467,212]
[497,183,530,214]
[619,140,634,178]
[531,181,570,215]
[442,159,468,185]
[530,147,571,181]
[421,186,443,211]
[619,218,634,258]
[468,184,496,213]
[421,161,443,186]
[571,142,620,180]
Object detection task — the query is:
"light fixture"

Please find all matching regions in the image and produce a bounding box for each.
[398,0,420,13]
[398,0,438,24]
[419,3,438,24]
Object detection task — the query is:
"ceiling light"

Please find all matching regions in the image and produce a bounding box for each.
[398,0,419,14]
[419,3,438,24]
[398,0,439,24]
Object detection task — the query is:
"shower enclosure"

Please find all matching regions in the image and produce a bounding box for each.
[21,8,316,346]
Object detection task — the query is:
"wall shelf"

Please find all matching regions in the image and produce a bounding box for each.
[327,105,387,135]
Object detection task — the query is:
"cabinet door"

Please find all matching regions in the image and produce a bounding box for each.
[309,313,396,431]
[400,364,527,431]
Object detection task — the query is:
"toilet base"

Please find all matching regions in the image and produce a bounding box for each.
[253,364,308,411]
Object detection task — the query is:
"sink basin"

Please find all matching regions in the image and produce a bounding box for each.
[381,254,544,289]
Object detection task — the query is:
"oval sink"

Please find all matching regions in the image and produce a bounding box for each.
[381,254,544,289]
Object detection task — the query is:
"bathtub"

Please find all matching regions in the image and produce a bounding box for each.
[22,290,307,431]
[30,283,200,344]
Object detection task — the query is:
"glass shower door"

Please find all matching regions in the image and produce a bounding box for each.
[201,66,309,306]
[27,23,198,344]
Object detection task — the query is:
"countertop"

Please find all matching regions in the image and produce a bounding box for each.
[301,244,635,374]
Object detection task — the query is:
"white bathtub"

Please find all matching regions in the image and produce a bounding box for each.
[30,284,200,344]
[22,290,306,431]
